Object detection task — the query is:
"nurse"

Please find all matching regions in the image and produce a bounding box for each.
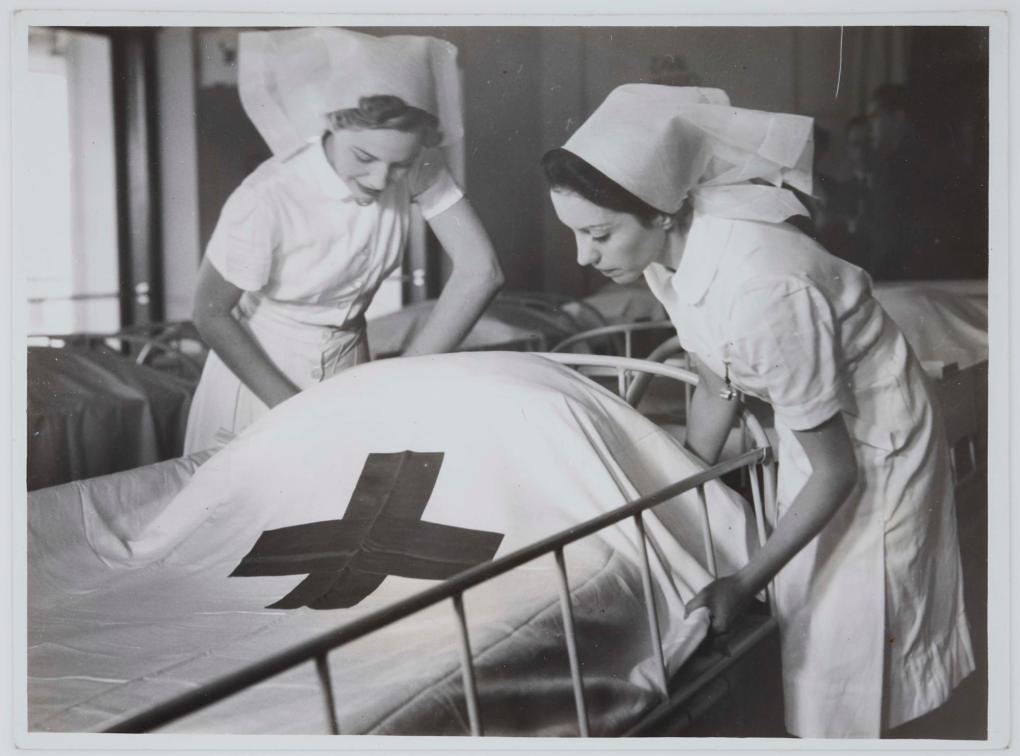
[542,84,973,738]
[184,28,503,453]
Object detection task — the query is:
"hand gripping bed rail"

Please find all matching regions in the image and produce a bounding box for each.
[104,355,775,737]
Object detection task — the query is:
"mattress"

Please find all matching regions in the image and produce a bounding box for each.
[28,352,757,735]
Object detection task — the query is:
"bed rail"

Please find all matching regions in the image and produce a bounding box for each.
[550,318,675,359]
[104,354,776,737]
[29,321,207,380]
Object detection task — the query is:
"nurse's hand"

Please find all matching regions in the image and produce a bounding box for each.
[684,572,756,634]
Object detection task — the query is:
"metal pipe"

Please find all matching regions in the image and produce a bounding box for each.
[550,320,675,354]
[313,654,340,735]
[554,548,589,736]
[748,465,768,552]
[747,464,772,607]
[452,594,482,736]
[634,513,669,697]
[696,485,717,578]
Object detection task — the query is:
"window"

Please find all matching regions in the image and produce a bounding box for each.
[23,28,119,336]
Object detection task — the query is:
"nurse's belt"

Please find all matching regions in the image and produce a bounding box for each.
[563,83,814,223]
[239,27,464,159]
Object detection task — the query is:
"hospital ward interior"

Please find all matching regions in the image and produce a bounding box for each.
[20,24,990,740]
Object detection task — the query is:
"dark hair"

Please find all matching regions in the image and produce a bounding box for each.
[327,95,441,148]
[540,148,662,223]
[869,84,910,116]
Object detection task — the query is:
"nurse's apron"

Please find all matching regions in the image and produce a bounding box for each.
[685,298,974,737]
[183,295,369,454]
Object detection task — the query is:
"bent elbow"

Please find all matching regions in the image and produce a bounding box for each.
[464,259,505,296]
[192,301,229,342]
[487,264,506,294]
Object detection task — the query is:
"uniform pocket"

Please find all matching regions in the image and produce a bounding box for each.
[844,370,915,454]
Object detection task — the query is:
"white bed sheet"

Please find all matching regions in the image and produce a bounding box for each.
[872,282,988,371]
[29,352,756,735]
[367,298,591,358]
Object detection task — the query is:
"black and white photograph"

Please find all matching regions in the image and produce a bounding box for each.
[6,6,1011,751]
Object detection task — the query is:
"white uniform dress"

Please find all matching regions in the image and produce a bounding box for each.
[184,138,463,453]
[645,211,974,737]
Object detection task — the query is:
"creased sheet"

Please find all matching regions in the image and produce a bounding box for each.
[29,352,754,735]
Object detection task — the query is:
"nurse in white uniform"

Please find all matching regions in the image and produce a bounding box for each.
[543,84,973,738]
[184,28,503,453]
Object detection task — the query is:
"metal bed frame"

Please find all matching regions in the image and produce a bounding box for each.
[29,320,207,381]
[551,318,675,358]
[555,323,769,495]
[496,290,610,340]
[102,354,778,737]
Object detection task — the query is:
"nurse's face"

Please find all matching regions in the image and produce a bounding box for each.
[326,127,424,204]
[550,190,666,284]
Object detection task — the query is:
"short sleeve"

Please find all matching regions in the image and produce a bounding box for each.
[204,183,278,292]
[732,279,853,431]
[407,147,464,220]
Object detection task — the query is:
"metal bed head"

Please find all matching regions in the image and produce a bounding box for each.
[104,353,777,737]
[29,320,208,381]
[551,318,676,360]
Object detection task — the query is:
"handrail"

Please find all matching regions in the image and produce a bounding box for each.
[28,323,207,380]
[103,446,766,734]
[550,319,675,355]
[538,353,771,459]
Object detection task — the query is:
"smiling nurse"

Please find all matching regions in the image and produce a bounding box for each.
[544,84,974,738]
[184,28,503,453]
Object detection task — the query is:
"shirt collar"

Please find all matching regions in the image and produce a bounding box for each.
[669,212,731,304]
[300,136,357,202]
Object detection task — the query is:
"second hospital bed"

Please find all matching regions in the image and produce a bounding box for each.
[27,351,779,737]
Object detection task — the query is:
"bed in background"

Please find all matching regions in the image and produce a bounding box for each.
[366,291,607,358]
[571,279,988,431]
[27,352,777,737]
[26,344,197,490]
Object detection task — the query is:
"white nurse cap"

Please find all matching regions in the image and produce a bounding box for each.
[238,27,464,159]
[562,84,815,223]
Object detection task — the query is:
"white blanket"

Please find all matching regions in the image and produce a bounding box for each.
[366,300,568,357]
[29,352,755,735]
[872,282,988,370]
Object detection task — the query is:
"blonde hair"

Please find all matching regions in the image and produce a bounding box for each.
[326,95,441,147]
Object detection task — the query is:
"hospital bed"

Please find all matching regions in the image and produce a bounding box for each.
[366,290,608,358]
[26,323,206,490]
[27,352,781,737]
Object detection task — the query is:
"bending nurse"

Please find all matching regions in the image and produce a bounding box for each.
[184,29,503,453]
[543,84,973,738]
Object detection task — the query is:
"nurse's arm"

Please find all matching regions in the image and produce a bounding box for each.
[684,355,741,465]
[192,257,300,408]
[401,197,504,356]
[686,412,858,632]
